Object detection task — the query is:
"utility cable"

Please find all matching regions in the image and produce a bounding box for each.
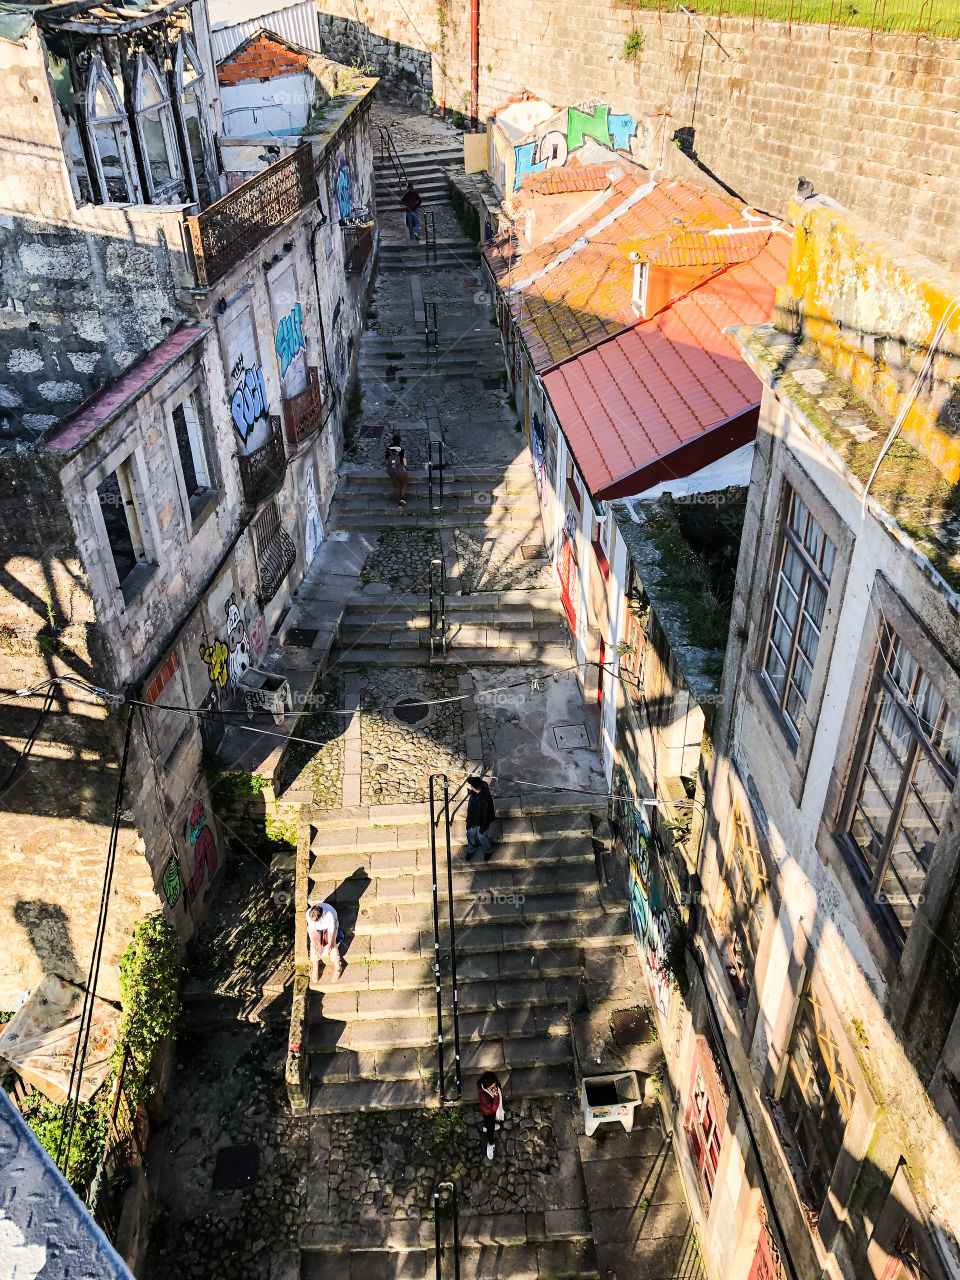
[0,683,57,801]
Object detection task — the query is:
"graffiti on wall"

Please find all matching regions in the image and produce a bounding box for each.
[335,156,353,219]
[275,302,306,379]
[224,593,251,687]
[304,465,324,564]
[249,614,266,663]
[627,809,674,1020]
[531,414,546,498]
[230,357,270,445]
[200,637,229,689]
[185,798,218,901]
[161,854,182,909]
[514,103,654,189]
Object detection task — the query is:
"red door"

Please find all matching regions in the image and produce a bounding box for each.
[557,537,577,634]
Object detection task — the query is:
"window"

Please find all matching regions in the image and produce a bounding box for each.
[566,457,582,511]
[779,986,856,1213]
[761,488,835,741]
[97,458,151,589]
[171,391,214,514]
[86,58,138,203]
[621,603,647,699]
[717,805,769,1006]
[253,498,296,606]
[632,261,649,317]
[687,1068,723,1198]
[176,38,213,206]
[844,622,959,944]
[135,56,182,202]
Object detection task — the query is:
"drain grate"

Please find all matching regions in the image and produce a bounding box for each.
[286,627,318,648]
[393,696,430,726]
[611,1007,651,1048]
[553,723,590,750]
[521,544,546,560]
[213,1145,259,1191]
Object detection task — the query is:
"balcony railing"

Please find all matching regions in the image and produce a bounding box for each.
[237,416,286,507]
[282,366,329,445]
[186,143,317,287]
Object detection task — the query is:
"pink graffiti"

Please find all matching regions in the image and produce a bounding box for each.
[186,798,218,900]
[249,614,265,661]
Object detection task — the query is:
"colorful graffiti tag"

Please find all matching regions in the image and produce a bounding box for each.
[230,358,269,444]
[224,593,251,687]
[199,637,229,689]
[161,854,181,909]
[531,414,546,498]
[304,465,324,564]
[627,809,674,1020]
[249,614,266,663]
[185,798,218,901]
[275,302,306,379]
[335,157,352,219]
[513,103,650,190]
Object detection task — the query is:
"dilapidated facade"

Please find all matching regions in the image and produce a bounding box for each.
[0,0,377,1005]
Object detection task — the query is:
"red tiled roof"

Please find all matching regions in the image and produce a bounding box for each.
[542,228,791,499]
[519,164,613,197]
[45,326,209,456]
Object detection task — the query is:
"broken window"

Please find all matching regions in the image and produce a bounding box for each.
[686,1068,722,1200]
[176,37,213,206]
[86,57,138,203]
[96,458,150,589]
[716,804,768,1008]
[135,54,182,202]
[843,621,959,945]
[761,486,835,742]
[171,390,214,515]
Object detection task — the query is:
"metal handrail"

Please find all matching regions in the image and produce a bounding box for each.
[433,1181,462,1280]
[428,438,444,513]
[424,209,438,264]
[428,557,446,659]
[377,124,408,192]
[429,773,462,1104]
[425,300,439,351]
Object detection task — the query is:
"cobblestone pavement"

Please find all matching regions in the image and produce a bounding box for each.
[358,527,441,590]
[278,673,345,808]
[353,665,467,803]
[455,526,553,593]
[370,98,461,152]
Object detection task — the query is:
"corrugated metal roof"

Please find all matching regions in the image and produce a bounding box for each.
[211,0,320,61]
[542,228,792,499]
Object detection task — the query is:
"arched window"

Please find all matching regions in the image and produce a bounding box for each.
[86,57,138,203]
[135,55,182,202]
[176,38,213,206]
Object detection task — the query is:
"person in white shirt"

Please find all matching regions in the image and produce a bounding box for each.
[306,900,343,983]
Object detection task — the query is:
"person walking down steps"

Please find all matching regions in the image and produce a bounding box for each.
[402,181,422,238]
[306,900,343,983]
[477,1071,505,1161]
[465,776,496,862]
[385,433,408,508]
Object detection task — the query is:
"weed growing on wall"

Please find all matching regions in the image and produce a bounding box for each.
[116,915,183,1101]
[20,1092,108,1190]
[622,28,644,59]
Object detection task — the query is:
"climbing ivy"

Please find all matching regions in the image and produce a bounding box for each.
[115,914,183,1101]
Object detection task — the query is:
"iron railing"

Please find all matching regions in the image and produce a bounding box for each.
[433,1181,462,1280]
[253,497,296,605]
[428,438,445,513]
[429,774,462,1104]
[428,556,447,659]
[237,416,286,507]
[186,143,317,287]
[89,1048,145,1243]
[282,366,328,445]
[617,0,960,39]
[424,209,438,265]
[344,222,375,273]
[425,300,439,351]
[377,124,408,191]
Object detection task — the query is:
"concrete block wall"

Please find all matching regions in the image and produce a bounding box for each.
[318,0,960,272]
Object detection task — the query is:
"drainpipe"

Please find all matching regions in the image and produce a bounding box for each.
[469,0,479,129]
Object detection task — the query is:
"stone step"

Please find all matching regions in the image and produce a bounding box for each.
[331,491,539,511]
[327,510,531,529]
[308,840,595,887]
[308,943,591,993]
[300,1238,598,1280]
[310,810,596,848]
[308,798,602,830]
[308,989,572,1042]
[309,1031,573,1084]
[330,884,606,935]
[308,860,597,908]
[342,586,557,609]
[338,607,558,629]
[307,1062,576,1113]
[330,643,573,667]
[335,624,569,651]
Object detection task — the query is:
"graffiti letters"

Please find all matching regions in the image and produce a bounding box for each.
[627,817,673,1020]
[335,157,352,219]
[186,798,218,901]
[304,465,324,564]
[275,302,306,379]
[230,363,269,444]
[224,593,251,687]
[531,414,546,498]
[249,614,266,663]
[514,103,645,190]
[200,637,229,689]
[161,855,182,908]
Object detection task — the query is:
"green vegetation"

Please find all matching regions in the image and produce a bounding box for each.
[20,1092,108,1190]
[622,28,644,58]
[611,0,958,35]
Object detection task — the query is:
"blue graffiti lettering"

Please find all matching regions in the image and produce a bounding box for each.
[513,140,547,191]
[335,158,352,219]
[230,364,269,442]
[608,112,639,152]
[275,303,306,379]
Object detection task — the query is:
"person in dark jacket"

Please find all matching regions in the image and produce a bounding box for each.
[401,182,422,238]
[477,1071,503,1161]
[465,776,495,862]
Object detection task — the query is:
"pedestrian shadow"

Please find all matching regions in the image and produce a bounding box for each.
[327,867,372,956]
[13,900,84,984]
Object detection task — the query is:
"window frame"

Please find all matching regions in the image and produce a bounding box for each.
[174,36,216,207]
[85,56,141,205]
[133,53,184,203]
[165,378,218,525]
[759,483,836,746]
[839,620,959,949]
[716,803,770,1010]
[686,1066,723,1200]
[89,449,157,601]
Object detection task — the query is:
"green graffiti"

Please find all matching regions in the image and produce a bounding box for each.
[566,104,610,151]
[162,855,181,908]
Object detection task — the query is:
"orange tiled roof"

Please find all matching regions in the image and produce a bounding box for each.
[498,177,766,370]
[519,164,614,197]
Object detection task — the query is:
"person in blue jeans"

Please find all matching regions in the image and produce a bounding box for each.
[402,182,422,238]
[465,776,496,862]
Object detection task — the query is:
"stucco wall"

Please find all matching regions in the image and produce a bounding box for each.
[317,0,960,272]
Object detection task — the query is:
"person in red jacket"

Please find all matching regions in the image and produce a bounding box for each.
[477,1071,503,1161]
[402,182,422,238]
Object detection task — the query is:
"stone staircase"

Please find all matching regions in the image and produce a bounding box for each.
[375,144,477,270]
[374,144,463,208]
[301,1238,600,1279]
[358,330,505,380]
[327,470,540,529]
[304,799,632,1115]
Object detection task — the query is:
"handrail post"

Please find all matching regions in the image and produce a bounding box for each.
[442,776,462,1102]
[434,1181,461,1280]
[429,774,446,1103]
[429,558,446,659]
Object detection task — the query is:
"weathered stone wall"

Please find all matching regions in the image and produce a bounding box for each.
[318,0,960,271]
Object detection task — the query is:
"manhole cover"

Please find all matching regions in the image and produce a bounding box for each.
[482,377,501,390]
[611,1007,651,1047]
[286,627,318,648]
[393,696,430,725]
[521,544,546,560]
[213,1144,259,1191]
[553,723,590,750]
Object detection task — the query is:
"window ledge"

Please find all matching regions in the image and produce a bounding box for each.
[119,561,159,606]
[188,488,219,529]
